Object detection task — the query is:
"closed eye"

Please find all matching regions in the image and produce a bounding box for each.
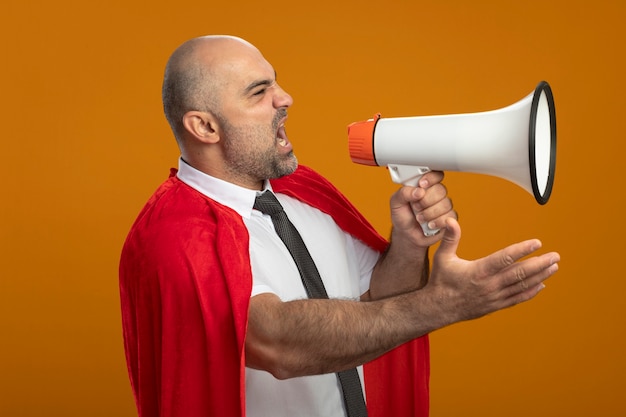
[244,71,278,97]
[245,80,273,96]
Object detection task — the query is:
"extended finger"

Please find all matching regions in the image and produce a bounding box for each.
[484,254,559,312]
[477,239,544,277]
[501,252,560,294]
[502,260,559,306]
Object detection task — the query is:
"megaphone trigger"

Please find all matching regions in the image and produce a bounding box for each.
[388,165,432,187]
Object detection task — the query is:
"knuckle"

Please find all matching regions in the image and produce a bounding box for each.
[513,266,527,282]
[435,184,447,198]
[501,253,515,268]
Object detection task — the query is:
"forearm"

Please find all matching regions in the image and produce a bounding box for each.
[246,218,562,382]
[367,174,455,300]
[245,290,445,379]
[366,231,430,301]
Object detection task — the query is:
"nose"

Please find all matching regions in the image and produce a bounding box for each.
[273,83,293,108]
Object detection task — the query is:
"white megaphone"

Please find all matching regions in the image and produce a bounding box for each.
[348,81,556,236]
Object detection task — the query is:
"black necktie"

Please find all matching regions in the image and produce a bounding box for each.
[254,190,368,417]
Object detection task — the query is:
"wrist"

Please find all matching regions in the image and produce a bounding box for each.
[389,229,430,256]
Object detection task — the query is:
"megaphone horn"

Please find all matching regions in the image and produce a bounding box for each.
[348,81,557,235]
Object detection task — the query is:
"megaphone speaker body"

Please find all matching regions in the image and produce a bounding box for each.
[348,81,557,206]
[348,81,556,204]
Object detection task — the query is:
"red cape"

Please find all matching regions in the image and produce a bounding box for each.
[120,165,429,416]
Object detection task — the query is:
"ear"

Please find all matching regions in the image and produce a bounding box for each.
[182,110,221,144]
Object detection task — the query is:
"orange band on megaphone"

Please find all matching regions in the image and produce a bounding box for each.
[347,113,381,166]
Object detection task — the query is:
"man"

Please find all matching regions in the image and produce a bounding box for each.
[119,35,560,417]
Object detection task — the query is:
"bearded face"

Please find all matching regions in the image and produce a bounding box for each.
[219,107,298,185]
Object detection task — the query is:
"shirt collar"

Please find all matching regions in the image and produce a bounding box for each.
[176,157,271,219]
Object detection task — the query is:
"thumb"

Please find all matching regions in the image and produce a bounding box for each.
[434,217,461,259]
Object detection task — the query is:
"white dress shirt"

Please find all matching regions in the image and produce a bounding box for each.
[176,159,380,417]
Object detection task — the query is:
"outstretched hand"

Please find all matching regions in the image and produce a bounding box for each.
[427,217,560,325]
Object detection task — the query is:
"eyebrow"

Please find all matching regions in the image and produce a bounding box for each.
[243,71,277,95]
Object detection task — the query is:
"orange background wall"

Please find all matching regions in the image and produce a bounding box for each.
[2,0,624,415]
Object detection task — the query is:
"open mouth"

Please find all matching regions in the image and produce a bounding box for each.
[275,114,289,147]
[277,124,288,147]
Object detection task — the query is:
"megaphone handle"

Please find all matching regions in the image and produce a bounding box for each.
[388,164,441,237]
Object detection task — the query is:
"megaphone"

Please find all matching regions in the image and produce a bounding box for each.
[348,81,556,236]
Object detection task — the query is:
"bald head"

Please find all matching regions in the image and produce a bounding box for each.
[161,35,259,142]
